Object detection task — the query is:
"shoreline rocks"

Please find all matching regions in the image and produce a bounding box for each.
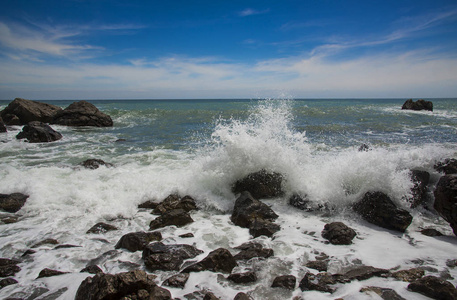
[232,169,284,199]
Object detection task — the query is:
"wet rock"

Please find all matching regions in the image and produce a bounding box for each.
[402,99,433,111]
[37,268,68,278]
[232,169,284,199]
[249,217,281,238]
[234,292,252,300]
[353,191,413,232]
[52,100,113,127]
[16,121,62,143]
[86,222,118,234]
[360,286,406,300]
[138,200,158,209]
[407,170,430,208]
[289,193,311,210]
[358,144,371,152]
[435,158,457,175]
[80,159,113,170]
[227,272,257,284]
[306,260,329,272]
[163,273,190,288]
[321,222,356,245]
[22,249,36,257]
[408,275,457,300]
[115,231,162,252]
[149,208,194,230]
[0,193,29,213]
[271,275,296,290]
[0,117,6,133]
[80,265,103,274]
[142,242,203,272]
[75,269,172,300]
[31,238,59,248]
[0,215,18,224]
[391,268,425,282]
[0,259,21,277]
[0,277,18,289]
[179,233,194,238]
[54,244,81,249]
[233,242,274,261]
[299,272,336,293]
[420,228,444,237]
[153,194,198,215]
[182,248,237,274]
[434,174,457,235]
[446,259,457,268]
[341,266,389,281]
[203,292,220,300]
[0,98,62,125]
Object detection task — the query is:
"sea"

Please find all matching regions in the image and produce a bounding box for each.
[0,98,456,299]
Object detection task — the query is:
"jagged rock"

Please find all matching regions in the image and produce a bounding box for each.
[115,231,162,252]
[233,242,274,261]
[407,170,430,208]
[232,169,284,199]
[289,193,311,210]
[435,159,457,175]
[86,222,118,234]
[306,260,329,272]
[299,272,336,293]
[142,242,203,272]
[434,174,457,235]
[153,194,197,215]
[227,272,257,284]
[360,286,406,300]
[138,200,158,209]
[0,117,6,133]
[353,191,413,232]
[321,222,356,245]
[0,98,62,125]
[402,99,433,111]
[0,259,21,277]
[0,277,18,289]
[37,268,68,278]
[52,100,113,127]
[0,193,28,213]
[80,265,104,274]
[163,273,189,288]
[391,268,425,282]
[182,248,237,274]
[248,217,281,238]
[31,238,59,248]
[408,275,457,300]
[420,228,444,237]
[16,121,62,143]
[149,208,194,230]
[75,270,172,300]
[271,275,296,290]
[80,159,113,170]
[342,266,389,281]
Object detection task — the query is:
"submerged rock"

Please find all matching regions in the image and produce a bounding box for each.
[149,208,194,230]
[271,275,296,290]
[142,242,203,272]
[31,238,59,248]
[402,99,433,111]
[232,169,284,199]
[321,222,356,245]
[115,231,162,252]
[233,242,274,261]
[408,275,457,300]
[153,194,198,215]
[52,100,113,127]
[86,222,118,234]
[37,268,68,278]
[80,159,113,170]
[182,248,237,274]
[420,228,444,237]
[163,273,190,288]
[342,266,389,281]
[434,174,457,235]
[353,191,413,232]
[0,98,62,125]
[16,121,62,143]
[0,193,28,213]
[0,277,18,289]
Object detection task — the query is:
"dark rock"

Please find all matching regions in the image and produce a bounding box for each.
[80,159,113,170]
[402,99,433,111]
[271,275,296,290]
[248,217,280,238]
[360,286,406,300]
[0,98,62,125]
[434,174,457,235]
[306,260,329,272]
[0,259,21,277]
[391,268,425,282]
[16,121,62,143]
[321,222,356,245]
[234,292,252,300]
[289,193,311,210]
[22,249,36,257]
[163,273,190,288]
[342,266,389,281]
[142,242,203,272]
[86,222,118,234]
[227,272,257,284]
[446,259,457,268]
[299,272,336,293]
[420,228,444,237]
[153,194,198,215]
[179,233,194,238]
[353,191,413,232]
[52,100,113,127]
[203,292,220,300]
[80,265,103,274]
[232,169,284,199]
[358,144,371,152]
[0,277,18,289]
[407,170,430,208]
[435,159,457,175]
[408,275,457,300]
[54,244,81,249]
[0,215,18,224]
[31,238,59,248]
[182,248,237,274]
[115,231,162,252]
[37,268,68,278]
[233,242,274,261]
[138,200,158,209]
[149,208,194,230]
[0,193,28,213]
[0,117,6,133]
[75,269,172,300]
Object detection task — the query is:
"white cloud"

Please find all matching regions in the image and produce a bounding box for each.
[238,8,270,17]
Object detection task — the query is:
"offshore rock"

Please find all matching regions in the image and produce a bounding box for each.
[115,231,162,252]
[233,242,274,261]
[0,98,62,125]
[321,222,357,245]
[149,208,194,230]
[182,248,237,274]
[142,242,203,272]
[353,191,413,232]
[408,275,457,300]
[434,174,457,235]
[153,194,197,215]
[86,222,118,234]
[0,193,28,213]
[407,170,430,208]
[401,99,433,111]
[52,100,113,127]
[271,275,296,290]
[435,158,457,175]
[75,269,172,300]
[232,169,284,199]
[16,121,62,143]
[80,159,113,170]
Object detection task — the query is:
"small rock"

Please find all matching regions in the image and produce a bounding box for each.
[321,222,356,245]
[342,266,389,281]
[234,292,252,300]
[360,286,406,300]
[358,144,371,152]
[306,260,329,272]
[420,228,444,237]
[289,193,312,211]
[138,200,158,209]
[115,231,162,252]
[232,169,284,199]
[80,159,113,170]
[16,121,62,143]
[227,272,257,284]
[248,217,280,238]
[0,215,19,224]
[142,242,203,272]
[86,222,118,234]
[179,233,194,238]
[153,194,197,215]
[203,292,220,300]
[402,99,433,111]
[434,174,457,235]
[54,244,81,249]
[149,209,194,230]
[408,275,457,300]
[182,248,237,274]
[0,258,21,277]
[0,193,29,213]
[233,242,274,260]
[271,275,296,290]
[163,273,190,288]
[446,259,457,268]
[299,272,336,293]
[435,159,457,175]
[80,265,103,274]
[0,277,18,289]
[31,238,59,248]
[391,268,425,282]
[37,268,68,278]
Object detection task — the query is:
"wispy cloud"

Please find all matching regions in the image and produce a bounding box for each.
[238,8,270,17]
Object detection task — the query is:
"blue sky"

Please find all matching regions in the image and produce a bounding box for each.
[1,0,457,99]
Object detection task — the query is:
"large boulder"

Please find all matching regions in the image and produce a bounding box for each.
[353,191,413,232]
[0,98,62,125]
[232,169,284,199]
[408,276,457,300]
[75,269,172,300]
[182,248,237,274]
[142,242,203,272]
[0,193,29,213]
[115,231,162,252]
[434,174,457,235]
[321,222,356,245]
[401,99,433,111]
[16,121,62,143]
[52,101,113,127]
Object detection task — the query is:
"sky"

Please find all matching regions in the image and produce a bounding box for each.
[1,0,457,100]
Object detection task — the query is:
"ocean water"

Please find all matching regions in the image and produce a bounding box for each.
[0,98,456,299]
